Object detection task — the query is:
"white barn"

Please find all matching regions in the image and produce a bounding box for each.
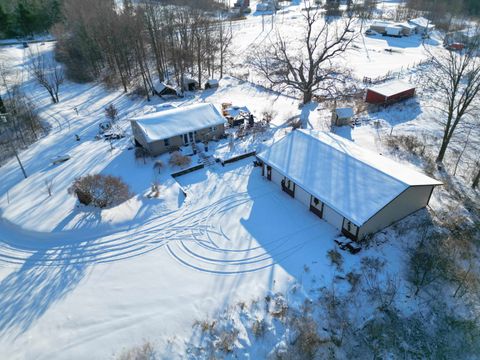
[257,130,442,240]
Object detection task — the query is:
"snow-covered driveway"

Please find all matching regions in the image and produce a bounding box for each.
[0,159,337,359]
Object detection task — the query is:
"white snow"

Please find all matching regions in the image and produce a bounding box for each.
[367,80,415,97]
[257,129,441,226]
[130,103,226,142]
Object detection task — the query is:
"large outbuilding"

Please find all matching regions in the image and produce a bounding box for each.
[257,130,441,241]
[365,80,415,105]
[130,103,226,156]
[408,17,435,34]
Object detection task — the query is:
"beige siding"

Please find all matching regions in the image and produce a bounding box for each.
[358,185,434,239]
[323,204,344,229]
[295,185,311,207]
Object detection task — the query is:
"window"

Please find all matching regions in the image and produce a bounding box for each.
[164,138,170,147]
[211,126,217,132]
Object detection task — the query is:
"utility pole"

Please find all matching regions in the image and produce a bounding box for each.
[0,113,28,179]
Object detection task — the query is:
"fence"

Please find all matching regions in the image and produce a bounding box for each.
[222,151,257,165]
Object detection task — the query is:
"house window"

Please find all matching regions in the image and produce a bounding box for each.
[164,138,170,147]
[211,126,217,132]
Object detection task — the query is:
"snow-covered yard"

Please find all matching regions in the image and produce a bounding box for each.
[0,1,479,357]
[0,159,345,359]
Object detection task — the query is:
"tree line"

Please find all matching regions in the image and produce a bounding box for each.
[54,0,233,98]
[0,0,62,38]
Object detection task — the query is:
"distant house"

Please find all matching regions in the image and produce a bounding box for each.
[130,103,226,156]
[257,130,441,240]
[332,107,354,126]
[446,27,480,47]
[396,22,416,36]
[369,21,392,35]
[408,17,435,34]
[365,80,415,105]
[156,83,180,98]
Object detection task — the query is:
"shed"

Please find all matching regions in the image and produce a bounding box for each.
[156,82,179,97]
[332,107,354,126]
[408,17,435,34]
[183,77,199,91]
[130,103,226,156]
[365,80,415,105]
[205,79,219,89]
[223,105,251,126]
[257,130,441,240]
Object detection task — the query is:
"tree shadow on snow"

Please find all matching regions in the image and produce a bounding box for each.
[0,242,89,337]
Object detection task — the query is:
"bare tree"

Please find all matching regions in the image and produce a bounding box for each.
[249,1,358,104]
[28,50,64,103]
[473,161,480,189]
[424,36,480,163]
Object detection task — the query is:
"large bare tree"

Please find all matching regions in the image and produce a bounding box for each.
[28,50,64,104]
[249,1,358,104]
[424,36,480,163]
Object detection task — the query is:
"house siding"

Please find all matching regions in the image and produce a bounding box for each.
[134,123,225,156]
[358,185,434,239]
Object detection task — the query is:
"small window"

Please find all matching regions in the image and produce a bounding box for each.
[211,126,217,131]
[164,138,170,147]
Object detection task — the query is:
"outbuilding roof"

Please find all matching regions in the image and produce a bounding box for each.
[335,107,354,118]
[257,130,441,226]
[367,80,415,98]
[130,103,225,143]
[409,17,435,29]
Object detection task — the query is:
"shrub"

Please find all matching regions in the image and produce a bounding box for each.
[290,118,302,130]
[153,160,164,173]
[327,249,343,270]
[68,174,133,208]
[117,341,156,360]
[135,147,150,164]
[169,151,191,168]
[252,318,267,338]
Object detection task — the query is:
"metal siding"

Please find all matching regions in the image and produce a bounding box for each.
[358,185,433,239]
[271,167,283,186]
[323,204,345,229]
[295,185,311,207]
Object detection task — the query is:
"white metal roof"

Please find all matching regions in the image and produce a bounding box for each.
[130,103,226,142]
[335,108,354,118]
[367,80,415,98]
[257,130,441,226]
[409,17,435,29]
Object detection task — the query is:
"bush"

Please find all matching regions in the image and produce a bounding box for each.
[68,174,133,208]
[169,151,191,168]
[135,147,150,164]
[327,249,343,270]
[117,341,156,360]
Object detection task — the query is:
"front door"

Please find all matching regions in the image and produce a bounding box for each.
[309,196,324,218]
[267,166,272,180]
[342,218,359,241]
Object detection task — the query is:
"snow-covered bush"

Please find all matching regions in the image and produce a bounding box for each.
[68,174,133,208]
[169,151,191,168]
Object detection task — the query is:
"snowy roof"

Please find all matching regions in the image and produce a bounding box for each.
[131,103,226,142]
[409,17,435,29]
[397,22,416,30]
[257,130,441,226]
[225,105,251,118]
[335,108,354,118]
[367,80,415,98]
[371,21,393,28]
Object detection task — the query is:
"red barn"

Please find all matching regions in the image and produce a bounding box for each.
[366,80,416,105]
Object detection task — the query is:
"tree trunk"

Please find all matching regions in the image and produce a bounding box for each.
[303,90,313,104]
[472,166,480,189]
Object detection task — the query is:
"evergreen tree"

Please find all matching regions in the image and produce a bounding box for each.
[16,1,36,36]
[0,5,11,36]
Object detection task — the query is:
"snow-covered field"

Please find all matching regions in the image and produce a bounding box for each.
[0,2,478,358]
